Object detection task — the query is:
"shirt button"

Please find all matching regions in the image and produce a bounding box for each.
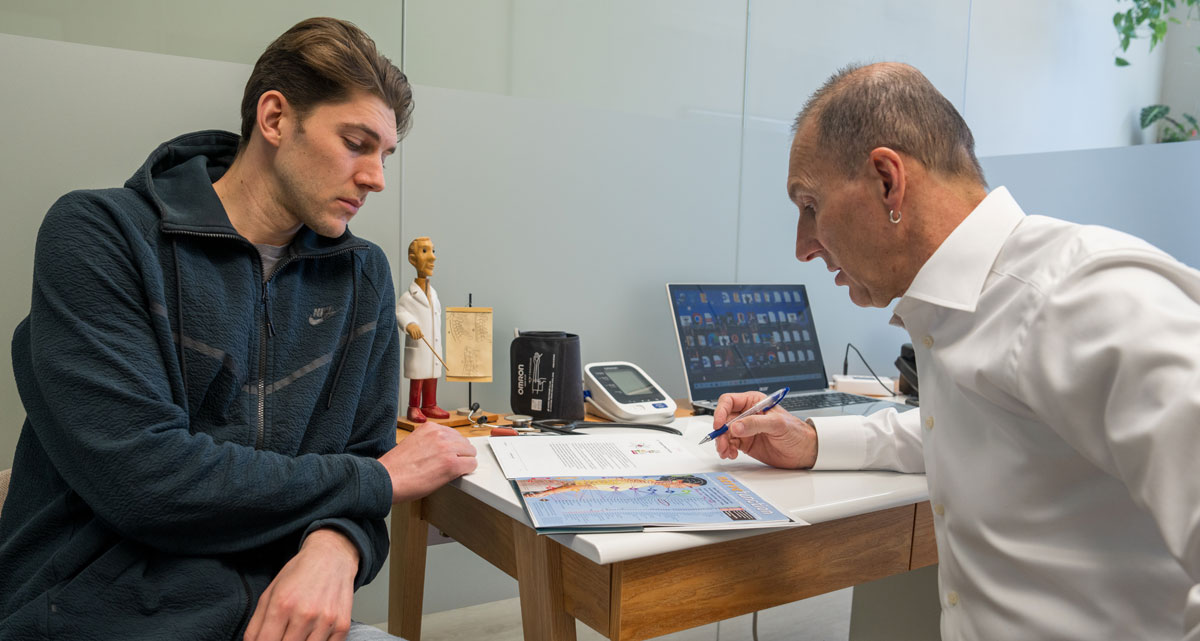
[934,503,945,516]
[924,416,935,430]
[946,591,959,607]
[922,335,934,348]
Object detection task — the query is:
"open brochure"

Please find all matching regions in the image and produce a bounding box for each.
[489,435,801,533]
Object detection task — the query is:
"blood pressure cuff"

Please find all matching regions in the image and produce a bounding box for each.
[510,331,584,420]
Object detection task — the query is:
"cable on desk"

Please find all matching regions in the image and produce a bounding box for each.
[842,342,897,397]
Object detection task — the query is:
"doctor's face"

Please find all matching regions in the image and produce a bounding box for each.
[786,122,907,308]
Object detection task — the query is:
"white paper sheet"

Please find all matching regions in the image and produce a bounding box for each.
[489,434,706,479]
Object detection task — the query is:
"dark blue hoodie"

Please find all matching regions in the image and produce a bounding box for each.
[0,131,398,640]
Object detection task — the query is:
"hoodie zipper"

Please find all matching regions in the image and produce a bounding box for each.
[254,247,360,449]
[164,228,364,450]
[255,255,289,449]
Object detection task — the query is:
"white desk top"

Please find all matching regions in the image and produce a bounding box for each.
[450,415,928,565]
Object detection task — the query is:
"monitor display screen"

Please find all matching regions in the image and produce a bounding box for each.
[667,284,829,401]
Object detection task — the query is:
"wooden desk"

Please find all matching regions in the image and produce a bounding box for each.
[388,417,936,641]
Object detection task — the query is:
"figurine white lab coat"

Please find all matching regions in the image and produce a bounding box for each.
[395,280,443,380]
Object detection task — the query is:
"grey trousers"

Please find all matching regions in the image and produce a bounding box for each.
[347,621,406,640]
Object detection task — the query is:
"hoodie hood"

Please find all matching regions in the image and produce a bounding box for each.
[125,129,240,236]
[124,129,367,255]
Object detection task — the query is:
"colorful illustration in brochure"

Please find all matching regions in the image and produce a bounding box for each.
[521,474,706,498]
[513,472,794,531]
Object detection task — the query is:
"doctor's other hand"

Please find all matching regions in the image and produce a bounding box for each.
[712,391,817,470]
[404,323,423,340]
[378,422,477,503]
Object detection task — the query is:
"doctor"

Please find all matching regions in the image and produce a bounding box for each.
[714,62,1200,639]
[396,236,450,423]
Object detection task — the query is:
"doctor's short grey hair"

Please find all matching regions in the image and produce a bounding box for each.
[793,62,985,186]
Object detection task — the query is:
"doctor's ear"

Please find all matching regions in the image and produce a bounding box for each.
[868,147,906,209]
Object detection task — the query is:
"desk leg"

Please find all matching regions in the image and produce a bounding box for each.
[389,500,427,641]
[512,523,577,641]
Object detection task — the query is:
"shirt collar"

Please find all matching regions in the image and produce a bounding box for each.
[895,186,1026,317]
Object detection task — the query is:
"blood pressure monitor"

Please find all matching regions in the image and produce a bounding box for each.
[583,361,677,424]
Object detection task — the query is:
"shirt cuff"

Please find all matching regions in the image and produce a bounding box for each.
[810,415,869,470]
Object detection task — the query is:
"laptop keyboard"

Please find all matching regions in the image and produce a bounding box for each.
[779,392,875,411]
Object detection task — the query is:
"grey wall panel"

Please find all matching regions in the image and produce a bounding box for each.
[0,1,403,66]
[981,141,1200,268]
[399,85,744,412]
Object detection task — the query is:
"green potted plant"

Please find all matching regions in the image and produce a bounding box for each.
[1114,0,1200,142]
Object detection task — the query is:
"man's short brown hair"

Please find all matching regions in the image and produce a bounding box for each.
[240,17,414,146]
[794,63,985,185]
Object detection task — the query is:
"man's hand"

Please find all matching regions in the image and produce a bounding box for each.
[404,323,423,340]
[379,422,477,503]
[712,391,817,469]
[244,528,358,641]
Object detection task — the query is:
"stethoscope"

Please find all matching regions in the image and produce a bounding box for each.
[528,418,682,436]
[467,404,684,436]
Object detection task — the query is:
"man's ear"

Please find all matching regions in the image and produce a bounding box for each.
[868,147,906,212]
[256,90,288,148]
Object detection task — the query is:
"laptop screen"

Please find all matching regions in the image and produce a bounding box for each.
[667,284,830,402]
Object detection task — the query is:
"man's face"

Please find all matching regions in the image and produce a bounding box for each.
[274,91,398,238]
[410,239,436,278]
[785,122,906,308]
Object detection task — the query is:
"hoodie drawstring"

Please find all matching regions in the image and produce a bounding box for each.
[172,239,189,411]
[327,253,359,409]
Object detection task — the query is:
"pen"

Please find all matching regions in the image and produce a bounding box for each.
[698,387,790,445]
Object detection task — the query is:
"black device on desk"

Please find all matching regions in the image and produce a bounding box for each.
[895,343,919,406]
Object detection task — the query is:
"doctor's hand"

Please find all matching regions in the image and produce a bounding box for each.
[244,528,357,641]
[712,391,817,470]
[379,422,477,503]
[404,323,423,340]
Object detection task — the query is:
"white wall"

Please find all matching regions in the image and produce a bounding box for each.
[398,2,747,413]
[964,0,1164,154]
[0,0,403,65]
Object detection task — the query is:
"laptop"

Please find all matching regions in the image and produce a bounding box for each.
[666,283,913,418]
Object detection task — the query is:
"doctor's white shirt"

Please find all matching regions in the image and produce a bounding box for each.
[812,187,1200,640]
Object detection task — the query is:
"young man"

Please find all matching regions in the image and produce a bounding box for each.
[0,18,476,641]
[714,63,1200,639]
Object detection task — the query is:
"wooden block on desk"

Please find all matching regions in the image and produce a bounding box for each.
[397,414,472,431]
[396,411,503,432]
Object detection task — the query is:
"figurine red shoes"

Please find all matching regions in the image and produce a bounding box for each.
[407,378,449,422]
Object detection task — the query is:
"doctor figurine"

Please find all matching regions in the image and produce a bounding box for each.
[396,236,450,423]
